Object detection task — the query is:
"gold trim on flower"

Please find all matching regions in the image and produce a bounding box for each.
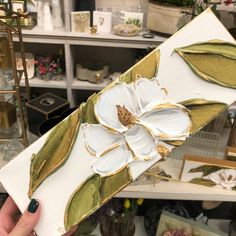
[84,77,191,176]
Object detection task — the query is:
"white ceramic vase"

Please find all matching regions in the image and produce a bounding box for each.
[52,0,63,28]
[37,0,43,27]
[43,1,53,31]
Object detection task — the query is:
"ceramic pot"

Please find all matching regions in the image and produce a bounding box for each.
[146,2,192,35]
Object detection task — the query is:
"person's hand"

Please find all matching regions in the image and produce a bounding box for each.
[0,196,40,236]
[0,196,77,236]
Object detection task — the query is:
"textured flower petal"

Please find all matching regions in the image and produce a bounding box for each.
[83,124,122,157]
[92,145,133,177]
[125,124,159,161]
[140,103,191,140]
[208,172,221,185]
[94,83,140,133]
[135,78,166,112]
[220,181,236,190]
[208,169,236,189]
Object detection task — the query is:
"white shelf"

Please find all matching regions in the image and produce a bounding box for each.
[217,5,236,12]
[14,26,167,48]
[117,180,236,202]
[20,77,67,89]
[72,78,112,91]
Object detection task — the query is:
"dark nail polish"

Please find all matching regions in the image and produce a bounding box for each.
[27,199,39,213]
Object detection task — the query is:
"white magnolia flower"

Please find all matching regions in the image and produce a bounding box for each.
[83,78,192,176]
[207,169,236,190]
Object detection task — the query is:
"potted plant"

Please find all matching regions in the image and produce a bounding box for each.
[99,198,144,236]
[34,56,52,80]
[49,59,63,81]
[146,0,205,35]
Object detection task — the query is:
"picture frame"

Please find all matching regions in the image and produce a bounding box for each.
[15,52,35,79]
[225,146,236,161]
[156,211,227,236]
[121,10,143,29]
[180,155,236,191]
[11,0,24,13]
[71,11,90,33]
[93,11,112,33]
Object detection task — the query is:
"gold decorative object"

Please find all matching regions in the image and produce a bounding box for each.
[90,25,97,35]
[0,7,30,145]
[0,101,16,128]
[0,36,11,69]
[113,24,140,37]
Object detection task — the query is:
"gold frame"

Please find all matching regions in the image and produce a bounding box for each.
[0,7,30,145]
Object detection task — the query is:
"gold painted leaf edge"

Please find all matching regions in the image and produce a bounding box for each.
[28,111,81,197]
[175,50,236,89]
[64,168,133,231]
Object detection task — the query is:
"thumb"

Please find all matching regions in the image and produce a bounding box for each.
[9,199,40,236]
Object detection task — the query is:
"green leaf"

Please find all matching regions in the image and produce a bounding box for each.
[28,109,81,197]
[175,40,236,89]
[119,69,132,84]
[64,174,102,231]
[188,103,226,135]
[119,49,160,84]
[189,165,222,177]
[64,169,132,231]
[189,178,216,186]
[100,168,132,202]
[232,186,236,191]
[80,94,99,124]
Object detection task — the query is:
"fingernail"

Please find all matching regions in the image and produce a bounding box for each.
[27,199,39,213]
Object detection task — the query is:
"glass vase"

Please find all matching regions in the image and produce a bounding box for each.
[100,211,136,236]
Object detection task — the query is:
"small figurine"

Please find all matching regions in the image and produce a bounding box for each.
[90,25,97,35]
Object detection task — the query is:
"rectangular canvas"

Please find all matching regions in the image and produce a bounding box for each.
[156,211,227,236]
[93,11,112,33]
[0,9,236,236]
[225,146,236,161]
[121,10,143,29]
[71,11,90,33]
[181,155,236,191]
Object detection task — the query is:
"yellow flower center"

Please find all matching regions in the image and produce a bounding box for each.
[116,105,137,127]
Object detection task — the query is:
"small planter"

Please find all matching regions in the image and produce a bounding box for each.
[100,211,136,236]
[147,2,192,34]
[39,74,52,81]
[54,74,63,81]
